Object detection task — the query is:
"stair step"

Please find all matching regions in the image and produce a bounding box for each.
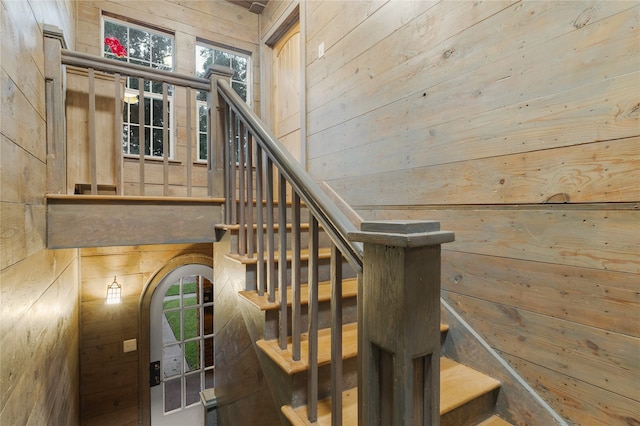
[258,322,449,376]
[440,357,501,415]
[477,415,513,426]
[239,278,359,311]
[226,247,332,265]
[281,387,358,426]
[282,358,502,426]
[257,323,359,375]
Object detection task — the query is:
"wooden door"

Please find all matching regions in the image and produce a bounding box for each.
[272,22,302,163]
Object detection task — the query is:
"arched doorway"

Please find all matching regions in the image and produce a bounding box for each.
[139,254,214,425]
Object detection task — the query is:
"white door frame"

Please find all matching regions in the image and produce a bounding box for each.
[138,254,214,426]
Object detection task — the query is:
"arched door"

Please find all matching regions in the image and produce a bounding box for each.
[149,264,214,425]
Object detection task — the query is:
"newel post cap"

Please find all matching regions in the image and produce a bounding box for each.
[205,64,235,80]
[348,220,455,247]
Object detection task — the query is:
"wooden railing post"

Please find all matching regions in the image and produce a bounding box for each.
[205,65,234,201]
[350,221,454,426]
[43,25,68,194]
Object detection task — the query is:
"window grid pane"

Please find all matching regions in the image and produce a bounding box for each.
[103,17,174,158]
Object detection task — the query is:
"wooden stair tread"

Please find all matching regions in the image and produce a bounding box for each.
[226,247,332,265]
[257,323,358,375]
[476,415,513,426]
[239,278,359,311]
[440,357,501,415]
[282,357,502,425]
[282,387,357,426]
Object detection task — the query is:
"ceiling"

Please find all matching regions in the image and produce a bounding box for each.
[225,0,268,14]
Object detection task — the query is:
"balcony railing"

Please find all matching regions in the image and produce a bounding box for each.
[45,32,219,198]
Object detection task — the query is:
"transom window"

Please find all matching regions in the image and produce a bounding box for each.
[103,16,175,158]
[196,43,251,161]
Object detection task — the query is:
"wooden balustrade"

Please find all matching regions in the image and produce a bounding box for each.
[44,29,220,198]
[216,67,454,425]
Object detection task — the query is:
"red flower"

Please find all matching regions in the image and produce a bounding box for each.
[105,37,127,58]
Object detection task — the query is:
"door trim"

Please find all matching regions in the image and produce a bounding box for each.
[138,253,214,426]
[261,2,307,168]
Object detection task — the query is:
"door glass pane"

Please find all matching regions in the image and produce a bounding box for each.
[163,344,183,378]
[164,377,181,413]
[204,336,214,368]
[184,340,200,371]
[183,307,200,340]
[185,373,201,406]
[203,305,213,336]
[205,368,214,389]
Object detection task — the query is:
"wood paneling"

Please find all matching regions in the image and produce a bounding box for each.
[442,251,639,337]
[298,1,640,424]
[79,243,213,424]
[46,196,223,248]
[326,137,640,205]
[212,233,281,425]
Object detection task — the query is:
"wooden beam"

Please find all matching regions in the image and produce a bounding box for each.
[46,196,224,248]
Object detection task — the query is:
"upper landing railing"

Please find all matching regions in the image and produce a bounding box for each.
[44,28,222,198]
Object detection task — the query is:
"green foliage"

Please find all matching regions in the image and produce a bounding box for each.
[163,296,199,370]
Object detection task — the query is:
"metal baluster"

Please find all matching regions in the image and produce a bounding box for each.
[278,172,288,350]
[266,158,275,303]
[256,145,265,295]
[307,214,319,422]
[331,244,343,425]
[291,192,301,361]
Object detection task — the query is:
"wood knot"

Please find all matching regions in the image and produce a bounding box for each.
[574,8,595,29]
[442,48,455,59]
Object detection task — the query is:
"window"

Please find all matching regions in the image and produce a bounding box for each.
[103,17,175,158]
[195,43,251,161]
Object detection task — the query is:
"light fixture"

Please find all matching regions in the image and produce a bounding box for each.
[106,276,122,304]
[123,93,138,105]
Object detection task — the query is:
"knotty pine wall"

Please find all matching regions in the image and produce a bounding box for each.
[76,0,261,196]
[261,1,639,425]
[1,0,80,424]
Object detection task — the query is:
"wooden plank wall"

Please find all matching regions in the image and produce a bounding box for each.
[0,0,80,424]
[71,3,260,421]
[76,0,260,196]
[212,233,282,425]
[265,1,640,425]
[79,243,213,425]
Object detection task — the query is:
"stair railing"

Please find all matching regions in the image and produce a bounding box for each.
[214,76,362,423]
[45,27,213,197]
[213,72,454,425]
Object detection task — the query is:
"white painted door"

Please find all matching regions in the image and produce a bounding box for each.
[150,264,214,425]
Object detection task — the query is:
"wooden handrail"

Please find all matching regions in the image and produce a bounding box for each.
[216,79,364,272]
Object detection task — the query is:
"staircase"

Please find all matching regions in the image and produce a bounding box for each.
[220,216,512,425]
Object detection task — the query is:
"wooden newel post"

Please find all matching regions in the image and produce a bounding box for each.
[205,64,234,200]
[350,221,455,426]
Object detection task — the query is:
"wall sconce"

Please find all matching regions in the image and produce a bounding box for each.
[123,93,138,105]
[106,276,122,304]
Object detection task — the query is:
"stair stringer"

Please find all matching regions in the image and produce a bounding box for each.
[212,231,282,425]
[441,298,569,426]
